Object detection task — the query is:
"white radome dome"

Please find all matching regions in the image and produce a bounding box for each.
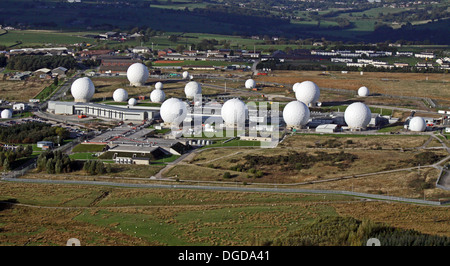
[221,98,248,127]
[128,98,137,106]
[113,88,128,102]
[344,102,372,129]
[409,116,426,132]
[293,82,301,92]
[358,86,370,97]
[155,82,163,90]
[182,71,189,79]
[71,77,95,102]
[245,79,256,89]
[1,109,12,119]
[295,81,320,106]
[127,63,149,86]
[184,81,202,99]
[283,101,310,127]
[150,89,166,103]
[160,98,187,126]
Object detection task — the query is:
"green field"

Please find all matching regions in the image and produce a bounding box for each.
[0,30,95,48]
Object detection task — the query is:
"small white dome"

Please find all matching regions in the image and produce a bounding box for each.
[182,71,189,79]
[221,98,247,126]
[113,88,128,102]
[293,82,301,92]
[150,89,166,103]
[155,82,163,90]
[295,81,320,106]
[184,81,202,99]
[1,109,13,119]
[283,101,310,127]
[71,77,95,102]
[245,79,256,89]
[358,86,370,97]
[160,98,187,126]
[128,98,137,106]
[344,102,372,129]
[409,116,426,132]
[127,63,149,86]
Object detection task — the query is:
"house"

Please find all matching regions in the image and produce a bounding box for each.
[51,67,68,77]
[132,46,151,54]
[37,141,54,150]
[13,103,29,111]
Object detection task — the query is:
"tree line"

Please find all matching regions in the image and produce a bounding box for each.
[0,122,69,144]
[37,150,75,174]
[0,145,33,171]
[6,55,77,71]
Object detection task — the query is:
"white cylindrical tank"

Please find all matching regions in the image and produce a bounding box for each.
[150,89,166,103]
[221,98,247,127]
[184,81,202,99]
[245,79,256,89]
[128,98,137,106]
[70,77,95,102]
[127,63,149,86]
[160,98,187,126]
[182,71,189,80]
[113,88,128,102]
[295,81,320,106]
[358,86,370,97]
[1,109,13,119]
[155,82,163,90]
[409,116,426,132]
[282,101,310,127]
[344,102,372,129]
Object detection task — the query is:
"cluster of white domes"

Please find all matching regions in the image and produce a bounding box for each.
[245,79,256,89]
[160,98,187,126]
[1,109,12,119]
[113,88,128,102]
[283,101,310,128]
[127,63,149,86]
[71,77,95,102]
[408,116,426,132]
[221,98,247,127]
[128,98,137,106]
[185,81,202,99]
[358,86,370,97]
[344,102,372,129]
[294,81,320,106]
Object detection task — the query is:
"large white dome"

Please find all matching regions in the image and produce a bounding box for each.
[128,98,137,106]
[344,102,372,129]
[294,81,320,106]
[245,79,256,89]
[182,71,189,79]
[358,86,370,97]
[293,82,301,92]
[113,88,128,102]
[184,81,202,99]
[150,89,166,103]
[283,101,310,127]
[221,98,247,127]
[127,63,149,86]
[1,109,12,119]
[409,116,426,132]
[71,77,95,102]
[160,98,187,126]
[155,82,163,90]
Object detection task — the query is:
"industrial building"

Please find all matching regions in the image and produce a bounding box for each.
[47,101,156,121]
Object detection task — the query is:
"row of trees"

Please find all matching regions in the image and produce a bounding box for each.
[6,55,77,71]
[0,145,33,171]
[82,160,111,175]
[0,122,69,144]
[36,150,74,174]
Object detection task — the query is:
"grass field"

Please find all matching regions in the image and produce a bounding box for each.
[0,181,449,246]
[0,79,53,102]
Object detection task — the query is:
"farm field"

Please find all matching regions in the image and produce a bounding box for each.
[0,79,54,102]
[0,181,449,246]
